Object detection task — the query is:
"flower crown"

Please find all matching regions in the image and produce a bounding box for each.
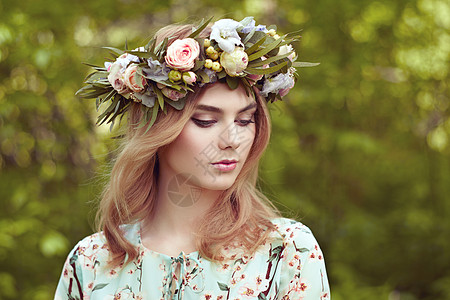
[76,17,318,131]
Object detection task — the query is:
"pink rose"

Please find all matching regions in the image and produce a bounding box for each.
[165,38,200,72]
[108,63,130,96]
[124,64,147,93]
[161,87,185,101]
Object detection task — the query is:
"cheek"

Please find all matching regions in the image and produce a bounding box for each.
[241,125,256,156]
[173,124,211,158]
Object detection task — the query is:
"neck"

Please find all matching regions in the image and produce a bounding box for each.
[143,172,223,238]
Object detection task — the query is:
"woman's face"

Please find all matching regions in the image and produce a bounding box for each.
[158,82,257,192]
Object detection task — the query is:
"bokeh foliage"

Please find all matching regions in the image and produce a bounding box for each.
[0,0,448,299]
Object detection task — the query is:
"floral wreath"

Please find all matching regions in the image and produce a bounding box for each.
[76,17,318,131]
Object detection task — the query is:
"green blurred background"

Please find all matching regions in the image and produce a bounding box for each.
[1,0,449,299]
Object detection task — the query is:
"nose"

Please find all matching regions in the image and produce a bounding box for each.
[218,122,241,150]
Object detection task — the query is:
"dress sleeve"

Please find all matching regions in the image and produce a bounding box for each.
[278,221,330,300]
[54,242,86,300]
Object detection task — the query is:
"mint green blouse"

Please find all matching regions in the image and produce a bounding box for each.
[55,218,330,299]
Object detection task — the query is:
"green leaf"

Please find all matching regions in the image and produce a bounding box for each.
[258,293,268,300]
[192,59,205,72]
[217,70,226,79]
[239,16,254,27]
[248,52,294,68]
[155,37,168,59]
[226,76,239,90]
[217,282,229,291]
[144,105,159,134]
[246,61,288,75]
[188,16,214,38]
[154,87,165,110]
[102,47,124,56]
[125,50,153,60]
[145,38,156,52]
[85,71,108,82]
[82,62,106,71]
[242,27,257,44]
[165,97,186,110]
[292,61,321,67]
[245,35,267,55]
[196,70,210,83]
[248,36,284,61]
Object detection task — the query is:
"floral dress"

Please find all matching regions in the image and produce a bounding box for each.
[54,218,330,300]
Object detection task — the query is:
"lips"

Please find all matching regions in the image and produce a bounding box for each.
[211,159,238,171]
[212,159,237,165]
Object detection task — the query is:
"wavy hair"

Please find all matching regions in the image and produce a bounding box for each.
[96,23,280,266]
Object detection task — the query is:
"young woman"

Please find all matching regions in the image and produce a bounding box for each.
[55,17,330,299]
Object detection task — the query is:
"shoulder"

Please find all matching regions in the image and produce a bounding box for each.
[270,217,319,250]
[271,218,330,299]
[68,223,140,269]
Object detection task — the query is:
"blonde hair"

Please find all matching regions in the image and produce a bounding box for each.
[97,23,280,266]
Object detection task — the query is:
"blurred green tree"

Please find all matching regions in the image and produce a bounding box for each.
[0,0,448,299]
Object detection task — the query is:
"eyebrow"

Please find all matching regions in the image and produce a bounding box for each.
[195,102,257,114]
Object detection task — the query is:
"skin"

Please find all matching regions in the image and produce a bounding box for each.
[141,83,257,256]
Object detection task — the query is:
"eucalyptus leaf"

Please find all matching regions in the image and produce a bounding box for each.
[246,61,288,75]
[144,105,159,134]
[245,35,267,55]
[188,16,213,38]
[292,61,321,67]
[248,52,293,68]
[242,27,257,44]
[102,47,124,56]
[248,36,284,61]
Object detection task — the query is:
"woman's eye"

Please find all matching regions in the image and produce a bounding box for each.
[191,118,216,128]
[236,119,255,126]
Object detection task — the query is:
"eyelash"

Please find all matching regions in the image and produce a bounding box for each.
[191,118,255,128]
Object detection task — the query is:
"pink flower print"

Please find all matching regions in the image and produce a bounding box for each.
[239,286,256,298]
[113,292,122,300]
[310,253,315,259]
[107,269,118,278]
[255,275,269,291]
[291,279,308,293]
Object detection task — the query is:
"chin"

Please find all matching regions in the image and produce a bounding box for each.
[192,174,238,191]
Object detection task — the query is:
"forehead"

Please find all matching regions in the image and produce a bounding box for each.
[195,83,256,111]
